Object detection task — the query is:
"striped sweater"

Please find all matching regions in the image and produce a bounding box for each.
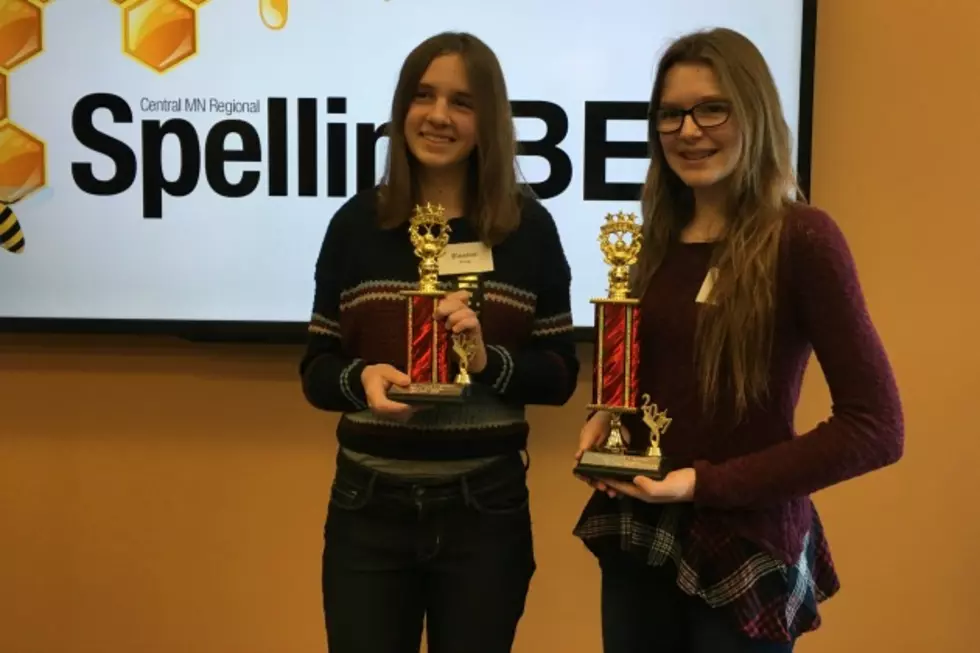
[299,187,579,462]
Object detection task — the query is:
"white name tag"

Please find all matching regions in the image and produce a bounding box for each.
[695,267,719,304]
[438,242,495,276]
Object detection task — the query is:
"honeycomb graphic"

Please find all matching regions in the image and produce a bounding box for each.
[0,72,6,123]
[116,0,203,73]
[0,124,44,204]
[111,0,291,76]
[0,0,50,255]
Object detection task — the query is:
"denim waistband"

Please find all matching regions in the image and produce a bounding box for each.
[333,448,529,502]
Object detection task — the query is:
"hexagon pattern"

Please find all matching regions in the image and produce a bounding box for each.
[0,73,7,124]
[123,0,198,73]
[0,123,46,204]
[0,0,43,71]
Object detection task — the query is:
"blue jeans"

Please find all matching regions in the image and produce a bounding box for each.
[600,550,795,653]
[322,450,535,653]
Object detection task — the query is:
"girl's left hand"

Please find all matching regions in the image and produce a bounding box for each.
[434,290,488,373]
[602,468,697,503]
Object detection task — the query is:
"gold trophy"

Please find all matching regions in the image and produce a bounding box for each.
[573,212,672,480]
[386,203,475,404]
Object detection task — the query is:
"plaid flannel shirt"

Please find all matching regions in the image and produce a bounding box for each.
[574,494,841,643]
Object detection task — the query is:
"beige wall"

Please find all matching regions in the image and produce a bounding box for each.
[2,2,978,652]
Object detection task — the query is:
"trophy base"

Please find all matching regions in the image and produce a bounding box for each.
[387,383,471,405]
[574,450,671,481]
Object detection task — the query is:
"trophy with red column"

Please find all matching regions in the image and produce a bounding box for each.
[574,211,672,480]
[386,202,475,404]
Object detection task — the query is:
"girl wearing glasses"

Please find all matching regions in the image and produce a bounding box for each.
[573,28,903,653]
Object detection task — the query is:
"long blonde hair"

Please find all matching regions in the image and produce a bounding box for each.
[635,28,802,418]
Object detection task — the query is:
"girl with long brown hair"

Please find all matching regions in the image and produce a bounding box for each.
[300,32,578,653]
[573,27,903,652]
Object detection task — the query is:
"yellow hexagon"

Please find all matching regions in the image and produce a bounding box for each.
[0,123,46,204]
[0,72,7,124]
[0,0,43,71]
[123,0,198,73]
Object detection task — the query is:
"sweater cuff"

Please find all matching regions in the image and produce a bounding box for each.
[338,358,369,410]
[691,458,725,507]
[473,344,514,394]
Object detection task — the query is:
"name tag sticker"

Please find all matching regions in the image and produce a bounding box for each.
[438,242,495,276]
[695,267,719,304]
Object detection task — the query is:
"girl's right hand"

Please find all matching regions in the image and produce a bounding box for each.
[574,412,630,497]
[360,363,416,422]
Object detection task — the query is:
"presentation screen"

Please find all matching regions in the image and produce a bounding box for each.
[0,0,814,335]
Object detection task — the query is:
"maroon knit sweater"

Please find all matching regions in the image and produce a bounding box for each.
[582,204,904,565]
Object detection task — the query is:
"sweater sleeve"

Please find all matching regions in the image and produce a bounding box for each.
[692,208,904,508]
[472,202,580,406]
[298,203,369,413]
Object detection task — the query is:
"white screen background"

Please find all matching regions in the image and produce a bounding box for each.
[0,0,804,326]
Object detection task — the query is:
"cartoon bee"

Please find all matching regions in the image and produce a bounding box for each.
[0,189,54,255]
[0,200,25,254]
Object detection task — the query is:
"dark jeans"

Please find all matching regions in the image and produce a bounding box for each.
[322,450,536,653]
[600,550,794,653]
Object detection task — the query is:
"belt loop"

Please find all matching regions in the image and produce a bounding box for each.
[338,450,379,490]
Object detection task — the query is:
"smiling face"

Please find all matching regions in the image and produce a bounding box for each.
[403,53,478,172]
[656,62,742,191]
[379,32,522,243]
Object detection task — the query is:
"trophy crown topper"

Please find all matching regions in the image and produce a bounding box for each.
[408,202,452,294]
[598,211,643,300]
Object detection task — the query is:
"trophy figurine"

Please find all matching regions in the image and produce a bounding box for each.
[450,272,483,387]
[452,334,475,385]
[573,211,673,481]
[386,202,474,405]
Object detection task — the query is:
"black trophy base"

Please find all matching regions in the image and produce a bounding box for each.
[574,449,671,481]
[387,383,471,405]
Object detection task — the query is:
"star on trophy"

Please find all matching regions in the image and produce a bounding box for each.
[573,211,673,480]
[386,203,475,404]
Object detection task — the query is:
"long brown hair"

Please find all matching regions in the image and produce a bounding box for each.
[377,32,522,245]
[635,28,802,418]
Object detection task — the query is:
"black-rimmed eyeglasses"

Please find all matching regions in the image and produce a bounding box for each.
[654,100,732,134]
